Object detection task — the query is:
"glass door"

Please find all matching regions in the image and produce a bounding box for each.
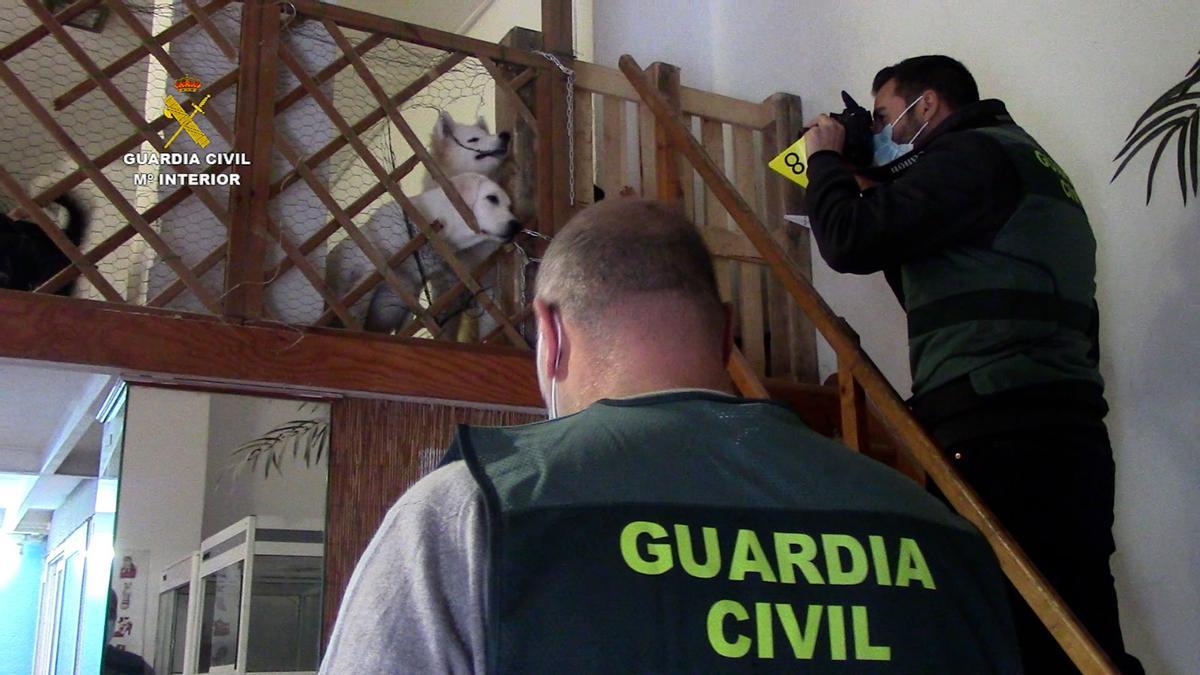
[32,525,89,675]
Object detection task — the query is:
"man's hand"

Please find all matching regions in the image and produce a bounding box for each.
[803,114,846,155]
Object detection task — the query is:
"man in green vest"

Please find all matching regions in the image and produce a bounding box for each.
[321,198,1020,673]
[802,55,1142,674]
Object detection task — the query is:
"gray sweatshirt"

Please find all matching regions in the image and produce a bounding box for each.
[319,462,487,674]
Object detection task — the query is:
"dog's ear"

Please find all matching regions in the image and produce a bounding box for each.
[476,116,490,133]
[452,173,485,206]
[436,110,455,140]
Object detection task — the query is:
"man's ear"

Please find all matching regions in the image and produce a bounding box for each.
[919,89,943,123]
[533,298,560,378]
[451,173,484,206]
[436,110,455,140]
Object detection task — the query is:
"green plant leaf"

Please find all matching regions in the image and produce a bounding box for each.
[1114,51,1200,204]
[1179,114,1190,204]
[228,417,329,480]
[1113,98,1198,161]
[1146,125,1180,204]
[1112,118,1189,182]
[1190,109,1199,196]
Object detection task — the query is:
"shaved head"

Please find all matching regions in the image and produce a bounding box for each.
[535,198,725,339]
[531,198,734,414]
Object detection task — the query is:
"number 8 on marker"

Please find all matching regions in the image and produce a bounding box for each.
[768,136,810,188]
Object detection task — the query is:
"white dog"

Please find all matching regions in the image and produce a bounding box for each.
[423,110,511,190]
[327,172,520,335]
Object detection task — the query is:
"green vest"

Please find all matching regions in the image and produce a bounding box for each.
[902,125,1103,397]
[458,392,1019,674]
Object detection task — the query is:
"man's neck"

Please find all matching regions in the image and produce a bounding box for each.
[566,367,737,413]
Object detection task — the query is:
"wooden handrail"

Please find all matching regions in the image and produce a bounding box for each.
[727,348,769,398]
[619,54,1118,674]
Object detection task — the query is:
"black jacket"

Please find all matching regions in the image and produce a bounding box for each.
[806,100,1022,300]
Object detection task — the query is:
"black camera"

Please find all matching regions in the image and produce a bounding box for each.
[828,90,875,168]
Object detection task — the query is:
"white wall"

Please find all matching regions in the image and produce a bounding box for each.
[594,2,1200,673]
[594,0,715,91]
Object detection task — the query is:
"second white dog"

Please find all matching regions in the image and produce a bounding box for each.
[327,172,520,334]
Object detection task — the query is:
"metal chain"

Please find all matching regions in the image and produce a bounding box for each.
[533,50,575,205]
[514,229,553,339]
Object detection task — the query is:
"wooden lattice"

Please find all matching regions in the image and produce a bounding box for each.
[0,0,560,348]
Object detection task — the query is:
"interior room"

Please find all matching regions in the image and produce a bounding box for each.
[0,0,1195,673]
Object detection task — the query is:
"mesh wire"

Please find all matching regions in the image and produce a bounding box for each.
[0,0,521,342]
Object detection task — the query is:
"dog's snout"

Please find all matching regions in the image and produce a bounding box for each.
[504,219,521,239]
[498,131,512,147]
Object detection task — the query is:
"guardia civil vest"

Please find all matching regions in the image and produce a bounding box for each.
[903,124,1103,397]
[457,392,1020,674]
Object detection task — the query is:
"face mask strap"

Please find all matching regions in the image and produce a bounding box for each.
[549,312,561,417]
[545,310,563,419]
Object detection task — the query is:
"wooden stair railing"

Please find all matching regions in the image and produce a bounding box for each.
[620,54,1118,674]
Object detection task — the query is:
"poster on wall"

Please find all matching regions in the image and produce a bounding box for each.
[109,548,149,656]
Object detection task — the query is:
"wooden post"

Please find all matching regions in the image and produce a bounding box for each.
[535,0,573,231]
[648,62,682,206]
[497,28,543,329]
[541,0,573,56]
[837,359,869,452]
[226,0,282,319]
[535,64,572,235]
[762,92,818,383]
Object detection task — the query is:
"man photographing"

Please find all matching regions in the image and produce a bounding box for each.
[802,55,1142,674]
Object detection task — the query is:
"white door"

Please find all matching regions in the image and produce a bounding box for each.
[32,524,90,675]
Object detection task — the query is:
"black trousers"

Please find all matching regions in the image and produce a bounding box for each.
[928,425,1144,675]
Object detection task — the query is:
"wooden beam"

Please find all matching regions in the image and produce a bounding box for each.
[649,62,682,206]
[837,360,869,452]
[0,292,543,409]
[541,0,573,55]
[764,92,818,383]
[726,348,768,398]
[225,1,282,319]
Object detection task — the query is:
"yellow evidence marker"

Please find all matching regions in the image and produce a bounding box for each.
[768,136,809,189]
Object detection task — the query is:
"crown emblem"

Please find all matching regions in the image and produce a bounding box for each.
[174,76,202,93]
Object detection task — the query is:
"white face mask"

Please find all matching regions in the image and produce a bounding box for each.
[872,96,928,166]
[536,313,563,419]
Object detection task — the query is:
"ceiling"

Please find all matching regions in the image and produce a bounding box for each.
[0,360,116,535]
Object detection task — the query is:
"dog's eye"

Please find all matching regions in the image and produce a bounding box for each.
[485,195,500,205]
[468,137,480,144]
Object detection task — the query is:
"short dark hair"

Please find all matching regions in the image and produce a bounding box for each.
[872,55,979,110]
[535,199,723,331]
